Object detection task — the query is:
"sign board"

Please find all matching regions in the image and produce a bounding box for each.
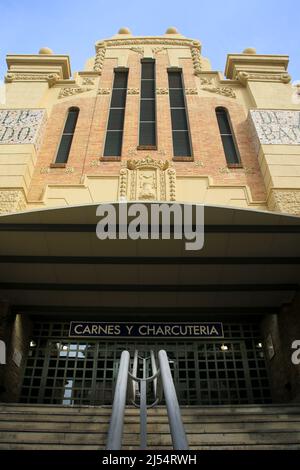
[249,109,300,146]
[0,108,47,149]
[69,322,224,339]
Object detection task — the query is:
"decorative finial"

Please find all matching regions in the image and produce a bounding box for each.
[39,47,54,55]
[118,27,132,35]
[165,27,179,34]
[243,47,257,55]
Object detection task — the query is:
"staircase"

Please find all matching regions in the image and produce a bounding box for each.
[0,403,300,450]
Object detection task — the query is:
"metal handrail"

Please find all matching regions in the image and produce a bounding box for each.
[158,349,189,450]
[106,350,130,450]
[106,348,189,450]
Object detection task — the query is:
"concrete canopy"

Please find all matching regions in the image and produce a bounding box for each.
[0,202,299,316]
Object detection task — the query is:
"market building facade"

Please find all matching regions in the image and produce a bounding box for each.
[0,27,300,449]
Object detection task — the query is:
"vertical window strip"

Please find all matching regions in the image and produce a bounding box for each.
[168,71,191,157]
[139,60,156,147]
[55,108,79,164]
[103,70,128,157]
[216,107,241,165]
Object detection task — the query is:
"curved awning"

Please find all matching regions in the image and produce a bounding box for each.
[0,202,299,316]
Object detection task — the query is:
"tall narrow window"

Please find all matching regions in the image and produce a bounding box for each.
[104,69,128,157]
[216,107,241,166]
[55,107,79,164]
[168,71,191,157]
[139,59,156,147]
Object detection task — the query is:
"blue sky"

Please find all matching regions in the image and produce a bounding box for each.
[0,0,299,80]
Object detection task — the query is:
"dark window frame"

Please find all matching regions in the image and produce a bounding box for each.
[53,107,79,166]
[103,68,129,159]
[168,68,193,160]
[216,107,242,167]
[138,59,157,150]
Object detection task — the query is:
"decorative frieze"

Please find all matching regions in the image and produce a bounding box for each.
[82,77,95,86]
[199,77,213,85]
[156,88,169,95]
[237,71,292,86]
[130,47,144,55]
[40,166,74,174]
[185,88,198,95]
[0,109,47,149]
[97,88,111,95]
[127,88,140,95]
[58,87,93,98]
[201,85,236,98]
[191,41,202,76]
[118,156,176,201]
[152,47,167,55]
[5,72,59,87]
[249,110,300,146]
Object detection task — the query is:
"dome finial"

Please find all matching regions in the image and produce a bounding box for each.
[118,27,132,35]
[165,27,179,34]
[243,47,257,55]
[39,47,53,55]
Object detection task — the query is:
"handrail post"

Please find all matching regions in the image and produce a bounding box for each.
[158,349,189,450]
[106,350,130,450]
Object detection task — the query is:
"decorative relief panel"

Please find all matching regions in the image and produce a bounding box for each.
[58,87,93,98]
[0,190,26,215]
[118,156,176,201]
[94,42,106,73]
[249,110,300,146]
[0,109,47,149]
[268,189,300,215]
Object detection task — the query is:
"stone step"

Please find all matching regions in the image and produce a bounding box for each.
[0,431,300,446]
[0,412,300,424]
[1,404,300,416]
[0,420,299,433]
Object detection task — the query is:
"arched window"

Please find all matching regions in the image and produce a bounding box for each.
[216,107,241,166]
[55,107,79,164]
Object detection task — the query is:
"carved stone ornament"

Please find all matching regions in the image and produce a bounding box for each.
[5,72,59,87]
[199,77,213,85]
[156,88,169,95]
[118,156,176,201]
[127,88,140,95]
[82,77,95,86]
[98,88,111,95]
[185,88,198,95]
[59,87,93,98]
[191,42,202,76]
[94,43,106,73]
[130,47,144,55]
[237,71,292,86]
[152,47,167,55]
[201,86,236,98]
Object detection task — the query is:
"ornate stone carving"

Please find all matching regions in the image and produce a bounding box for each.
[82,77,95,86]
[0,190,26,215]
[128,148,138,157]
[152,47,167,55]
[156,88,169,95]
[185,88,198,95]
[201,85,236,98]
[100,38,200,48]
[194,160,205,167]
[0,109,47,149]
[97,88,111,95]
[127,88,140,95]
[199,77,213,85]
[5,73,59,87]
[249,110,300,145]
[191,41,202,76]
[268,190,300,215]
[118,156,176,201]
[130,47,144,55]
[40,166,74,173]
[94,43,106,73]
[219,166,255,174]
[237,71,292,85]
[40,167,51,174]
[58,87,93,98]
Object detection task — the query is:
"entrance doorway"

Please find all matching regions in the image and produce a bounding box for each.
[21,321,272,406]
